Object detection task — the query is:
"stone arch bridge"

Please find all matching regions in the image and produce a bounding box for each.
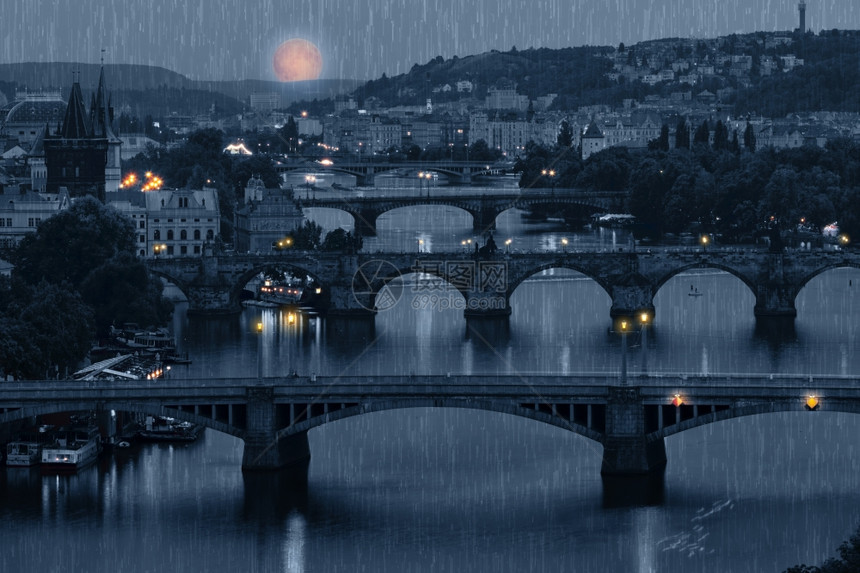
[146,249,860,322]
[1,375,857,477]
[297,189,624,235]
[277,160,512,187]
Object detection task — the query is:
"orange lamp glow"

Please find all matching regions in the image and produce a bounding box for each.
[805,396,819,411]
[672,394,683,407]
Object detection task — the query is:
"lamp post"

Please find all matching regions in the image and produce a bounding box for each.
[255,320,263,379]
[700,234,709,252]
[542,169,556,196]
[639,311,650,374]
[417,172,424,196]
[424,171,432,196]
[505,238,512,253]
[561,237,568,253]
[619,319,629,385]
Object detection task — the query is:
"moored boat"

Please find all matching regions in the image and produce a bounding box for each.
[136,416,202,443]
[41,425,102,473]
[6,441,43,467]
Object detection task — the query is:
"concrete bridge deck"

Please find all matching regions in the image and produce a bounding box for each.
[2,373,857,477]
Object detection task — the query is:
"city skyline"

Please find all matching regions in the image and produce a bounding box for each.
[1,0,858,83]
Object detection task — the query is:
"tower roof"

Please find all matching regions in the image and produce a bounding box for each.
[60,80,91,139]
[91,66,119,141]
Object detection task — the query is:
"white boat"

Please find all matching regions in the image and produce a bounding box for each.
[6,441,42,467]
[41,425,102,473]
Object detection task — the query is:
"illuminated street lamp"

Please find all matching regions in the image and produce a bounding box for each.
[805,395,820,411]
[700,234,710,251]
[255,321,264,379]
[618,318,630,385]
[672,394,683,407]
[305,174,316,199]
[541,169,557,195]
[505,238,512,253]
[639,311,650,373]
[561,237,568,253]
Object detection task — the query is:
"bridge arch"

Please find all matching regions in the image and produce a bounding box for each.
[367,266,475,312]
[230,261,329,308]
[507,263,614,300]
[795,262,860,297]
[653,262,758,296]
[273,400,603,444]
[0,401,244,439]
[650,402,860,441]
[148,269,193,302]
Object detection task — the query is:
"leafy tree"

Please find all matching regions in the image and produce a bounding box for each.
[675,118,690,150]
[744,122,757,152]
[19,282,94,379]
[713,121,729,151]
[557,120,574,148]
[12,196,136,288]
[693,121,710,146]
[321,228,363,253]
[648,124,670,151]
[288,220,323,250]
[79,253,173,337]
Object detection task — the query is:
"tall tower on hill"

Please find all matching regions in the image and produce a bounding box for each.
[798,1,806,34]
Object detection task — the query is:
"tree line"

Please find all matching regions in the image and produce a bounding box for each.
[0,198,171,380]
[516,129,860,242]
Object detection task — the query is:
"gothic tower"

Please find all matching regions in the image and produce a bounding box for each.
[43,67,122,202]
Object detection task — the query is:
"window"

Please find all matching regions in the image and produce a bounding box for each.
[154,230,160,240]
[194,229,200,240]
[167,245,174,255]
[206,229,214,240]
[180,218,186,222]
[180,245,187,255]
[167,218,173,223]
[139,235,145,243]
[139,221,145,229]
[28,218,35,227]
[6,218,11,226]
[194,218,200,222]
[0,219,4,227]
[167,230,174,240]
[194,245,201,254]
[153,219,159,223]
[139,249,145,256]
[180,230,187,240]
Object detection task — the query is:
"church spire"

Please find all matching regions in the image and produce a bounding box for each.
[60,78,91,138]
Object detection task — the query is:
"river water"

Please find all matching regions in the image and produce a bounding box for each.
[2,197,859,572]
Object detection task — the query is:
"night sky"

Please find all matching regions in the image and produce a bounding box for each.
[2,0,858,82]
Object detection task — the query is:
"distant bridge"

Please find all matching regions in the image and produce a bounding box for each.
[1,374,857,477]
[146,249,860,322]
[296,188,624,234]
[276,160,512,186]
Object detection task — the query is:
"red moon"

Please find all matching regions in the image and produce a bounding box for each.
[273,39,322,82]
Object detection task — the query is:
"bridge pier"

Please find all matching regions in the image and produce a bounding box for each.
[753,284,797,319]
[472,206,499,232]
[608,278,655,322]
[186,286,242,315]
[242,386,310,471]
[356,168,375,187]
[353,209,379,236]
[601,387,667,476]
